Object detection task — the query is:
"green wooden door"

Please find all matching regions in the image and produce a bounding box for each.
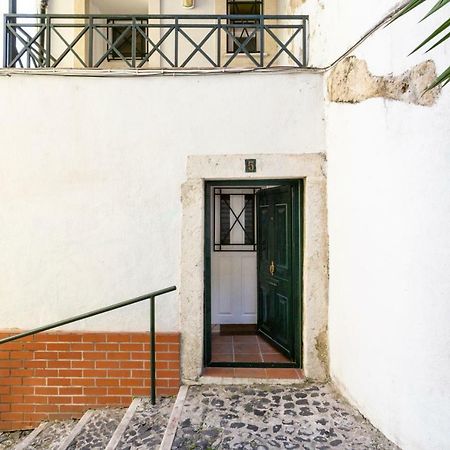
[257,185,295,358]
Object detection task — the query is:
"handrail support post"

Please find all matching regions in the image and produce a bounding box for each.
[150,296,156,405]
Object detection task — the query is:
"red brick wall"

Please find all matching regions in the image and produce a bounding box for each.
[0,331,180,431]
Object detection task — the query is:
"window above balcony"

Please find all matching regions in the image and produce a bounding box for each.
[226,0,264,55]
[106,19,148,61]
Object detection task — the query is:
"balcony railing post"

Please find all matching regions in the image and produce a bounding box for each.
[45,16,51,67]
[217,18,221,67]
[7,0,17,67]
[259,15,264,68]
[150,296,156,405]
[174,18,179,68]
[88,16,94,67]
[131,17,137,68]
[3,16,8,68]
[302,17,308,66]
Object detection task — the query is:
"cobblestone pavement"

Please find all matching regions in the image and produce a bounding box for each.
[0,430,31,450]
[29,420,77,450]
[67,408,126,450]
[172,384,399,450]
[117,396,175,450]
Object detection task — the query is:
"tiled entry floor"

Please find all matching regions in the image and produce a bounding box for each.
[211,333,291,364]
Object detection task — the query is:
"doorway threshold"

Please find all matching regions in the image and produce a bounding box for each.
[198,367,304,385]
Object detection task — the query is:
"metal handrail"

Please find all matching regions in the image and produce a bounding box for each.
[0,285,176,404]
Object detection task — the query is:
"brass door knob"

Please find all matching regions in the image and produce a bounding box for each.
[269,260,275,276]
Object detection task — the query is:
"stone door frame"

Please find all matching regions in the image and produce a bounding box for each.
[179,153,329,382]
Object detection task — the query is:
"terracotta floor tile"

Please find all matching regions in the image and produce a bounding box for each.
[209,332,296,375]
[212,335,232,343]
[212,343,233,353]
[258,341,278,352]
[233,335,258,342]
[265,368,299,379]
[211,353,234,362]
[235,368,267,378]
[202,367,235,377]
[234,353,262,362]
[261,353,291,363]
[234,343,259,353]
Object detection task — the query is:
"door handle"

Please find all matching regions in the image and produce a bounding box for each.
[269,260,275,276]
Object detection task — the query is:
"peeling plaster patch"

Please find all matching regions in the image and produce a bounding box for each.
[315,327,329,379]
[328,56,440,106]
[289,0,307,10]
[288,0,324,14]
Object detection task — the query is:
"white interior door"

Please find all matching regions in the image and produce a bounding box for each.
[212,252,257,324]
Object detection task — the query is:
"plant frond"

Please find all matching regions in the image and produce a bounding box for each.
[426,30,450,51]
[426,65,450,90]
[408,17,450,54]
[390,0,426,23]
[421,0,450,21]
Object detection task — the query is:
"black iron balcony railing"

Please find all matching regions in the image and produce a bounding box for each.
[0,286,176,405]
[3,14,309,69]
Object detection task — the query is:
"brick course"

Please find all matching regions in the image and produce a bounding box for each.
[0,331,180,431]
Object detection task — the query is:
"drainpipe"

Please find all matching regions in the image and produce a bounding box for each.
[39,0,48,66]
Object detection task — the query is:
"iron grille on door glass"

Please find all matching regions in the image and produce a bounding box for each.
[214,187,260,251]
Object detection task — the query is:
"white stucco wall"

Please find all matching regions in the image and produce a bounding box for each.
[2,0,449,445]
[0,71,324,333]
[317,1,450,449]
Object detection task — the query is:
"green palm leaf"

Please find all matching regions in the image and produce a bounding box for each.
[409,18,450,54]
[427,65,450,89]
[390,0,426,22]
[390,0,450,89]
[426,29,450,52]
[422,0,450,20]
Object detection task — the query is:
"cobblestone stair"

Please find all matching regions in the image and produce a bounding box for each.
[1,397,174,450]
[2,384,399,450]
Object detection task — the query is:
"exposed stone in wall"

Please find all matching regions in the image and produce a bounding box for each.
[315,326,329,380]
[328,56,440,106]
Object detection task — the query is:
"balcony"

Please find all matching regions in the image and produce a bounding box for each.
[3,14,309,70]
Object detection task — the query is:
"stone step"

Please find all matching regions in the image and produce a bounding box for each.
[0,430,32,450]
[105,398,142,450]
[15,420,77,450]
[13,422,48,450]
[4,395,178,450]
[111,397,175,450]
[4,383,399,450]
[59,408,126,450]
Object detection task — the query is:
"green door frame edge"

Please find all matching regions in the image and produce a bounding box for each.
[203,179,303,369]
